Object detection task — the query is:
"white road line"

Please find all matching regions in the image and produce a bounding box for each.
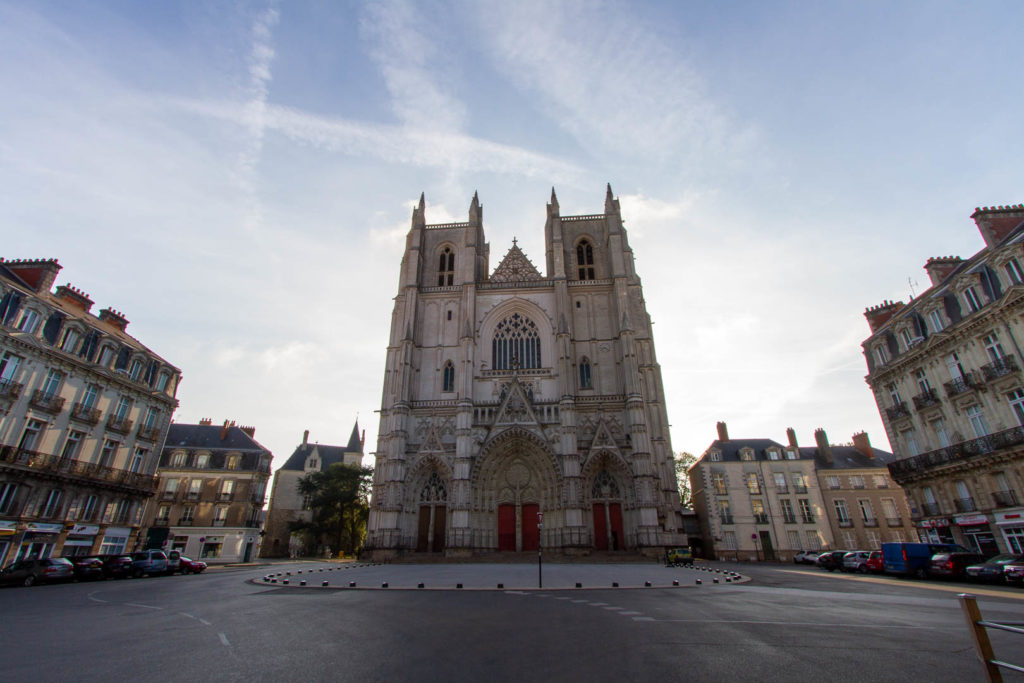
[571,600,588,603]
[631,617,655,622]
[660,618,961,629]
[603,606,624,611]
[199,618,212,626]
[125,602,163,610]
[218,632,231,647]
[619,611,641,616]
[87,592,107,604]
[554,597,571,601]
[179,612,196,620]
[588,602,609,606]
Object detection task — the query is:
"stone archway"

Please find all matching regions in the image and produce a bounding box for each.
[403,455,453,554]
[472,428,561,552]
[581,451,634,551]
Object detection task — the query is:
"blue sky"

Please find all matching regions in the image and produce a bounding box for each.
[3,0,1023,467]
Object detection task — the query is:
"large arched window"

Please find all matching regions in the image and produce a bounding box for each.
[579,356,592,389]
[438,247,455,286]
[492,313,541,370]
[442,360,455,392]
[576,240,595,280]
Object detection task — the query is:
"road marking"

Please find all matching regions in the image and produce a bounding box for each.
[778,569,1024,601]
[219,632,231,647]
[631,616,654,622]
[199,618,212,626]
[660,618,961,629]
[619,611,641,616]
[571,599,588,603]
[180,612,197,620]
[504,591,529,595]
[555,597,571,601]
[87,592,108,604]
[125,602,163,610]
[603,606,624,611]
[588,602,609,606]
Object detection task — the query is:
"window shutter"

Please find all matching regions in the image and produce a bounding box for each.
[943,293,962,324]
[114,347,130,371]
[0,291,21,324]
[42,312,65,345]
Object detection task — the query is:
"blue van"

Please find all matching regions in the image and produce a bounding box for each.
[882,542,969,577]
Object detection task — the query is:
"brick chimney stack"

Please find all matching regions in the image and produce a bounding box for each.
[240,425,256,438]
[864,300,905,333]
[99,308,129,332]
[852,431,874,458]
[220,420,233,440]
[303,429,309,446]
[786,427,798,448]
[972,204,1024,248]
[716,421,729,442]
[923,256,963,287]
[814,428,833,464]
[0,258,61,293]
[199,418,212,426]
[55,284,94,313]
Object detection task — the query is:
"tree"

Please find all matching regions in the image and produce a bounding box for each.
[674,452,698,508]
[290,462,373,557]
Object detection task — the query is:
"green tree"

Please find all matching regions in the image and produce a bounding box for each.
[290,462,373,557]
[674,452,698,507]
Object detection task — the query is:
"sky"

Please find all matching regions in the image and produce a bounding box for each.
[3,0,1023,469]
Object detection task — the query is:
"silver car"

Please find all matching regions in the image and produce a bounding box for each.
[841,550,872,573]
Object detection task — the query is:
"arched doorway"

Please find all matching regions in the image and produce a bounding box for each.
[416,472,447,553]
[591,469,625,551]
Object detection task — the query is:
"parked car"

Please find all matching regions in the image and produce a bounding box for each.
[865,550,884,574]
[64,556,106,581]
[130,550,168,577]
[178,556,207,574]
[882,542,970,577]
[842,550,873,573]
[816,550,849,571]
[165,549,182,574]
[1004,561,1024,586]
[929,552,985,580]
[965,554,1024,582]
[100,554,134,579]
[793,550,820,565]
[0,558,75,587]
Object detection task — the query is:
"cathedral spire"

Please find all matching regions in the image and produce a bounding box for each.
[469,191,481,224]
[549,187,559,214]
[411,192,426,228]
[604,183,619,215]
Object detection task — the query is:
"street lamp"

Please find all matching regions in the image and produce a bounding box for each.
[537,511,543,589]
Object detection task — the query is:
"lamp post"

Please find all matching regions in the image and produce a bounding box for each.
[537,511,543,589]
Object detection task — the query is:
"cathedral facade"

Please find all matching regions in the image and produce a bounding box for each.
[365,186,685,559]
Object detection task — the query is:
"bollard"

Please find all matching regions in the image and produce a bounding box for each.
[673,580,679,586]
[612,582,619,588]
[418,583,425,589]
[576,582,582,588]
[322,581,329,587]
[349,581,356,588]
[300,580,307,586]
[382,582,388,588]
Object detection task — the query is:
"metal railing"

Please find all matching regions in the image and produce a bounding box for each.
[719,514,734,525]
[105,414,134,434]
[921,502,942,516]
[754,514,769,524]
[863,518,879,527]
[793,485,808,494]
[838,519,853,528]
[980,355,1019,382]
[0,379,24,400]
[885,401,912,421]
[70,402,102,424]
[945,372,980,397]
[993,490,1019,507]
[955,497,978,513]
[959,593,1024,681]
[0,445,157,491]
[29,390,64,413]
[913,388,941,410]
[889,425,1024,480]
[886,517,902,527]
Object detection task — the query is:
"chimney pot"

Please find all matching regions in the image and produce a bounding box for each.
[852,431,874,458]
[814,428,833,464]
[220,420,230,440]
[716,421,729,442]
[786,428,798,448]
[303,429,309,446]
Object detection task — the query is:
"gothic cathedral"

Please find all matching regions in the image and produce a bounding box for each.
[365,186,686,558]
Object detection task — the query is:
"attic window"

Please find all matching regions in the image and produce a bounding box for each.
[739,450,754,461]
[873,345,888,366]
[928,309,945,333]
[709,452,721,462]
[767,450,780,461]
[963,286,983,313]
[785,449,797,460]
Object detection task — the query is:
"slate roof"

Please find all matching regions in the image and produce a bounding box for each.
[699,438,811,462]
[164,423,270,453]
[279,422,363,471]
[803,445,896,470]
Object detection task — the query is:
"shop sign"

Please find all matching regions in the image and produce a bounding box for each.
[920,518,950,528]
[0,520,16,536]
[25,522,63,533]
[70,524,99,536]
[994,509,1024,525]
[954,514,990,526]
[104,527,130,536]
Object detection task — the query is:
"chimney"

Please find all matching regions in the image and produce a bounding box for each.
[716,421,729,442]
[0,258,61,293]
[220,420,231,440]
[814,428,833,464]
[98,307,129,332]
[852,431,874,458]
[199,418,212,426]
[923,256,963,287]
[303,429,309,446]
[240,425,256,438]
[55,284,94,313]
[972,204,1024,248]
[863,300,904,333]
[786,427,798,448]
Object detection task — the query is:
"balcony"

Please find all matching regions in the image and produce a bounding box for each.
[177,518,193,526]
[886,517,903,527]
[954,497,977,513]
[754,514,769,524]
[0,445,157,493]
[980,354,1019,382]
[885,401,912,421]
[219,493,234,502]
[993,489,1019,507]
[136,424,162,442]
[0,378,24,401]
[775,486,789,494]
[160,490,178,500]
[801,515,815,524]
[106,414,134,435]
[863,518,879,527]
[719,514,734,525]
[912,388,941,410]
[889,425,1024,482]
[70,402,102,425]
[944,372,980,398]
[29,390,64,414]
[838,519,853,528]
[920,502,942,516]
[783,515,797,524]
[153,518,169,526]
[212,519,226,527]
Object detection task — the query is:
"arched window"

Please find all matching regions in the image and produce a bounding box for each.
[492,313,541,370]
[576,240,595,280]
[592,470,620,499]
[438,247,455,286]
[442,360,455,392]
[420,472,448,503]
[579,356,592,389]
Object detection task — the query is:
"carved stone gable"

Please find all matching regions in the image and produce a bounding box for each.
[489,376,543,438]
[418,423,446,454]
[490,241,543,283]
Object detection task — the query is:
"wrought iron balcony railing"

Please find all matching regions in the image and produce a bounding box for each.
[801,515,815,523]
[885,401,912,421]
[782,515,797,524]
[863,518,879,527]
[885,517,902,527]
[993,489,1019,507]
[913,388,941,410]
[29,390,64,413]
[944,372,980,397]
[793,485,809,494]
[0,378,23,401]
[0,445,157,491]
[136,424,162,441]
[980,354,1019,382]
[838,519,853,528]
[177,518,193,526]
[719,514,734,525]
[754,514,769,524]
[70,402,102,425]
[106,414,134,434]
[954,497,977,513]
[920,502,942,516]
[888,425,1024,481]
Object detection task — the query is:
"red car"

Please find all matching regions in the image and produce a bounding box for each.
[865,550,884,574]
[178,556,207,574]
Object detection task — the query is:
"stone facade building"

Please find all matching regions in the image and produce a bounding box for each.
[0,258,181,566]
[862,204,1024,556]
[143,420,271,563]
[261,424,363,558]
[365,187,685,559]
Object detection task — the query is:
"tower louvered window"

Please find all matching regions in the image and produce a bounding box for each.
[442,360,455,392]
[492,313,541,370]
[579,357,592,389]
[438,247,455,286]
[576,240,595,280]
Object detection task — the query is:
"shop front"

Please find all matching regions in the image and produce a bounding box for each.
[61,525,100,557]
[0,520,17,566]
[98,527,131,555]
[917,518,955,543]
[16,522,64,562]
[994,509,1024,554]
[953,514,1000,556]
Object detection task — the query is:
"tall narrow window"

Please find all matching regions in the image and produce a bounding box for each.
[576,240,595,280]
[1006,258,1024,285]
[1008,389,1024,426]
[40,489,63,518]
[81,384,99,409]
[59,327,81,353]
[966,406,989,438]
[16,309,40,334]
[982,333,1006,361]
[579,357,592,389]
[60,431,84,461]
[41,369,63,398]
[491,313,541,370]
[963,286,983,312]
[130,447,146,473]
[442,361,455,392]
[0,483,18,515]
[929,309,945,332]
[437,247,455,286]
[99,439,119,468]
[0,352,21,386]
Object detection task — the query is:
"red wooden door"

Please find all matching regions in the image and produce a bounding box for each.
[592,503,608,550]
[432,506,446,552]
[416,506,430,552]
[522,503,539,551]
[609,503,624,551]
[498,504,516,551]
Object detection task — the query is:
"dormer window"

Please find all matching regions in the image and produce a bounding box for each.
[437,247,455,286]
[928,309,945,333]
[59,327,81,353]
[709,452,721,462]
[155,371,169,391]
[1005,257,1024,285]
[784,448,798,460]
[767,449,780,461]
[963,286,983,313]
[576,240,595,280]
[739,449,754,461]
[873,345,889,366]
[129,358,144,381]
[16,308,41,334]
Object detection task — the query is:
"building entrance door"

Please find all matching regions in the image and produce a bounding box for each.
[592,502,624,550]
[522,503,539,551]
[759,531,776,561]
[498,504,516,551]
[593,503,608,550]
